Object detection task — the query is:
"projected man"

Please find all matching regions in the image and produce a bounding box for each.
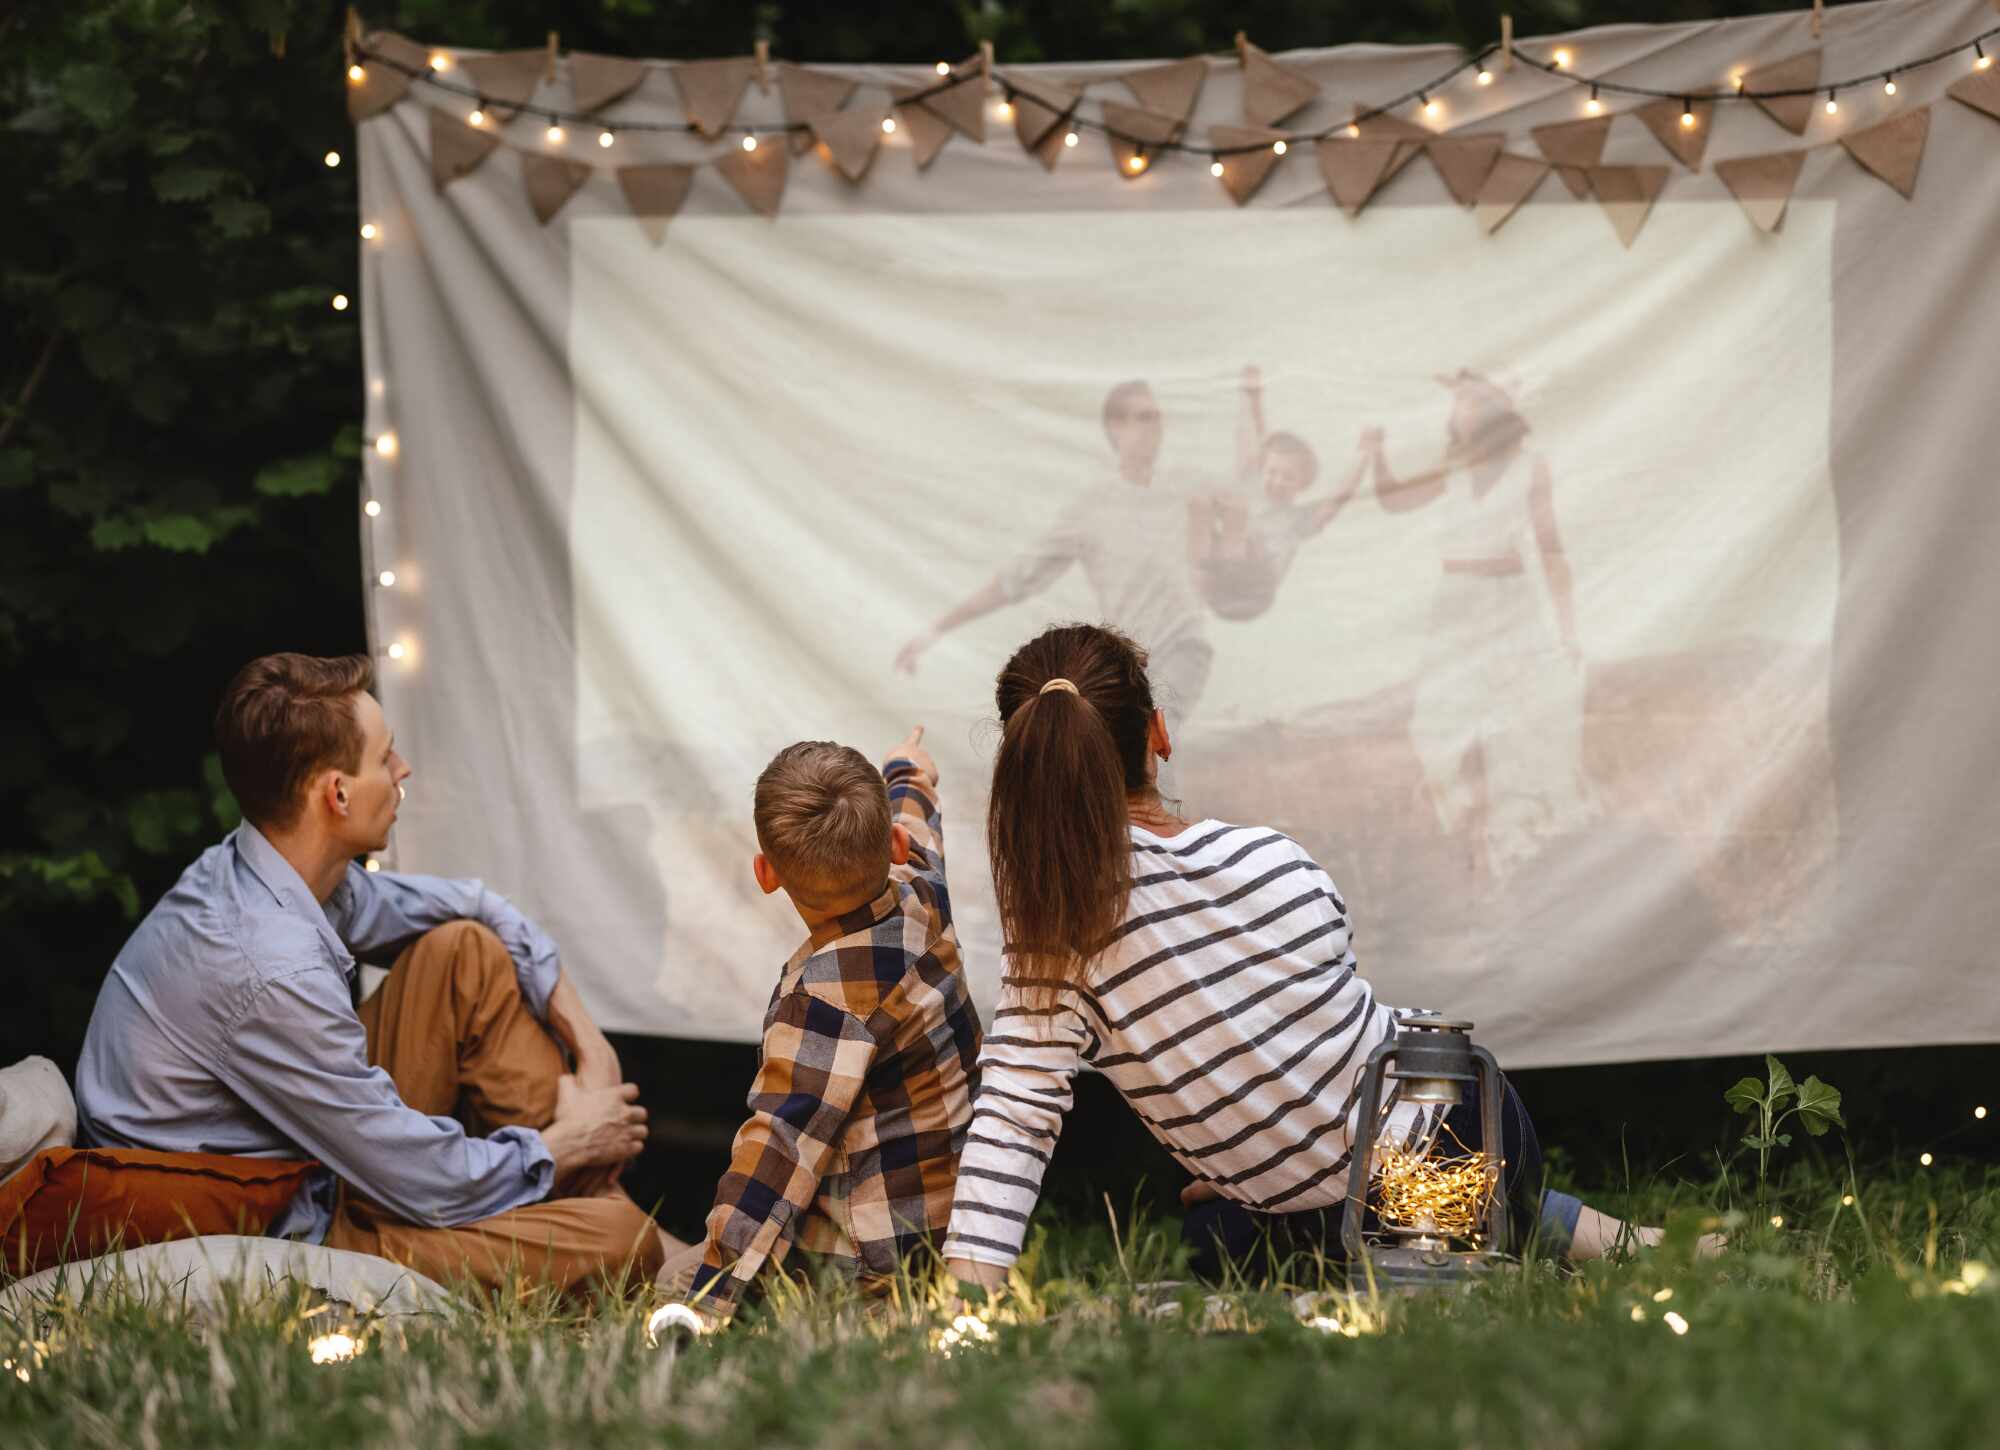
[894,380,1215,728]
[75,653,674,1293]
[1366,371,1596,880]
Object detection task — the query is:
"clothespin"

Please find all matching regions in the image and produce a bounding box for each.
[545,30,559,83]
[1811,0,1823,38]
[979,39,994,94]
[271,30,287,59]
[1500,14,1514,70]
[343,7,361,65]
[1234,30,1248,64]
[753,39,770,91]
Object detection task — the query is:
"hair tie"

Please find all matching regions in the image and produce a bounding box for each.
[1038,678,1080,697]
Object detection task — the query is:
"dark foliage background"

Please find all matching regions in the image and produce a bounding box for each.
[3,0,1988,1233]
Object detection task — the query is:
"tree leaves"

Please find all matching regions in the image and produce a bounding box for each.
[57,64,137,128]
[255,451,344,498]
[153,163,233,202]
[128,790,205,855]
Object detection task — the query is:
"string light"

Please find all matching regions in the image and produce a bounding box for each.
[1825,90,1839,115]
[1553,47,1573,69]
[997,99,1014,118]
[1663,1311,1690,1336]
[1346,121,1361,137]
[1883,75,1897,95]
[546,123,565,144]
[1271,139,1287,155]
[1979,43,1993,71]
[377,570,396,588]
[324,150,342,169]
[881,116,897,134]
[598,129,615,148]
[1125,150,1149,174]
[387,642,408,661]
[1585,85,1602,115]
[1920,1151,1934,1167]
[1977,1106,1988,1120]
[1372,1141,1498,1239]
[1063,130,1079,147]
[1770,1214,1785,1228]
[429,53,452,72]
[1680,98,1696,128]
[1733,68,1747,92]
[364,499,382,518]
[934,60,951,76]
[346,63,365,85]
[1841,1193,1856,1206]
[308,1331,360,1365]
[374,432,399,458]
[1476,63,1493,86]
[331,293,350,311]
[1422,93,1441,119]
[742,134,758,151]
[1652,1287,1674,1302]
[359,222,378,240]
[468,105,486,127]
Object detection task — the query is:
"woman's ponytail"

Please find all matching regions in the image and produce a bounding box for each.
[987,624,1157,1003]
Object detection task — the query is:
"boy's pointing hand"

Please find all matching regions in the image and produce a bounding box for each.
[886,724,938,787]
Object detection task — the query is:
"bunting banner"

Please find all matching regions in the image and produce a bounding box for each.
[354,0,2000,1066]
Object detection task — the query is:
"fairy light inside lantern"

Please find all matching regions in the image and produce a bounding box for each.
[1339,1014,1509,1291]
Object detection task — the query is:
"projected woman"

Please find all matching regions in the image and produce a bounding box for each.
[1369,370,1596,879]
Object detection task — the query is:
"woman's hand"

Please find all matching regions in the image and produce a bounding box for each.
[944,1256,1008,1291]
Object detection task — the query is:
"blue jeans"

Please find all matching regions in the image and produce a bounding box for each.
[1181,1071,1583,1279]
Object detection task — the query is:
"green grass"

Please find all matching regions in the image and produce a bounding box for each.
[5,1158,1999,1449]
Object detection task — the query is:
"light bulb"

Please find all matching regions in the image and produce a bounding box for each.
[1585,96,1602,115]
[1920,1152,1933,1167]
[996,100,1013,118]
[1476,66,1492,86]
[1272,139,1287,155]
[468,107,486,127]
[1841,1193,1855,1206]
[331,293,350,311]
[387,642,407,661]
[378,570,396,588]
[1883,78,1896,95]
[882,116,897,134]
[1063,130,1079,148]
[347,63,365,84]
[742,135,758,151]
[364,500,382,518]
[1825,94,1838,115]
[1978,1106,1989,1120]
[375,432,399,459]
[1979,44,1992,71]
[1680,106,1696,129]
[1424,99,1441,118]
[1209,159,1224,177]
[365,858,382,872]
[1346,122,1361,137]
[325,150,343,168]
[1769,1215,1784,1228]
[546,124,565,144]
[1126,152,1148,173]
[598,130,615,147]
[429,53,452,72]
[359,222,378,240]
[935,60,951,76]
[1553,48,1572,69]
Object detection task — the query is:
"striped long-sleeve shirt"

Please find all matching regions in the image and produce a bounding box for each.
[943,819,1438,1270]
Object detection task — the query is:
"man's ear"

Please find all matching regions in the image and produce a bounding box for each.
[1148,708,1173,763]
[888,823,911,868]
[752,853,782,896]
[313,769,350,818]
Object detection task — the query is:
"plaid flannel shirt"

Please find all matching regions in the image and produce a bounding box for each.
[690,758,981,1311]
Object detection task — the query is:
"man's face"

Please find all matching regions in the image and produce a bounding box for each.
[1105,389,1163,476]
[336,691,411,854]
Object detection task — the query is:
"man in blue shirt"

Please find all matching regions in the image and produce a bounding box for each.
[76,652,671,1291]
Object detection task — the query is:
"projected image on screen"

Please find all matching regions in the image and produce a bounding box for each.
[569,201,1838,1056]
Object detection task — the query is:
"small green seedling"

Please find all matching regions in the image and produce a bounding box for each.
[1726,1055,1844,1205]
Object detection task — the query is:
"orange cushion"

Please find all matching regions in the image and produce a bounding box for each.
[0,1147,316,1276]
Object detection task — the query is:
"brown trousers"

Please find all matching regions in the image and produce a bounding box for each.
[323,920,671,1295]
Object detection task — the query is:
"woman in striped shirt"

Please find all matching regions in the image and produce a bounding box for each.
[942,622,1658,1287]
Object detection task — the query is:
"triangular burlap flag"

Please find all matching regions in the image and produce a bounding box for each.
[780,64,857,154]
[890,85,957,168]
[1714,150,1806,233]
[1101,100,1185,175]
[1840,107,1930,199]
[348,32,429,123]
[813,105,890,182]
[429,108,504,190]
[1584,164,1669,248]
[714,138,788,216]
[1425,133,1505,206]
[616,163,695,245]
[1121,58,1207,123]
[1474,154,1551,234]
[1635,97,1714,171]
[1314,138,1400,214]
[1531,115,1612,198]
[460,50,545,123]
[1210,124,1290,204]
[522,152,592,224]
[922,57,989,142]
[1948,65,2000,123]
[1354,113,1430,189]
[1741,50,1822,136]
[1007,73,1080,151]
[1238,39,1318,127]
[673,56,757,138]
[1027,123,1068,172]
[569,53,648,115]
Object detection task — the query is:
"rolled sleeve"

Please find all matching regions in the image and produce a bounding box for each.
[214,962,554,1227]
[327,863,562,1018]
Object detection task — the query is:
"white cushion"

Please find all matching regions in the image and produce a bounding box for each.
[0,1056,77,1185]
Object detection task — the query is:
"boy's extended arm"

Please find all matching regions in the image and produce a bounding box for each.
[881,725,944,870]
[690,991,878,1315]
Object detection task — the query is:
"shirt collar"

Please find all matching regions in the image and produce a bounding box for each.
[231,821,354,967]
[802,878,903,954]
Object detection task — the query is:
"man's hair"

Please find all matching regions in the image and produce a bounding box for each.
[1261,431,1319,486]
[753,742,892,905]
[215,653,375,830]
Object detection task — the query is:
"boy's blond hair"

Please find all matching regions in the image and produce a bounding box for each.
[753,741,892,905]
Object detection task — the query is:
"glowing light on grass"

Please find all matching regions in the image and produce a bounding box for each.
[1920,1152,1933,1167]
[1652,1287,1674,1303]
[1630,1305,1647,1322]
[1663,1311,1690,1336]
[1842,1194,1855,1206]
[1770,1215,1784,1228]
[932,1311,996,1357]
[308,1331,359,1364]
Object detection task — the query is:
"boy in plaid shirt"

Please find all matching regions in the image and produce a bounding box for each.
[676,726,981,1316]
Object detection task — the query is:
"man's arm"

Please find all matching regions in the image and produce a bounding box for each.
[325,864,560,1019]
[1236,364,1266,483]
[895,510,1086,675]
[688,990,878,1316]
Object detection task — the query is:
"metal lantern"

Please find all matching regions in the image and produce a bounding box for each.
[1339,1013,1509,1289]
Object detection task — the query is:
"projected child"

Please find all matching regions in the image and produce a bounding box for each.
[1369,369,1596,880]
[894,380,1215,729]
[1188,366,1370,622]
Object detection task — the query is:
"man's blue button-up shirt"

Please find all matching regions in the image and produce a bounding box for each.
[75,823,562,1242]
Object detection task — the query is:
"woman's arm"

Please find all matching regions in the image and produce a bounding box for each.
[1527,456,1581,658]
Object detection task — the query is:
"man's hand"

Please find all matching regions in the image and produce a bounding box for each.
[546,973,621,1091]
[894,630,935,676]
[541,1075,648,1190]
[884,724,938,787]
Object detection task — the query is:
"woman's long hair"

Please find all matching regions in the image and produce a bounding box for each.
[987,623,1157,1003]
